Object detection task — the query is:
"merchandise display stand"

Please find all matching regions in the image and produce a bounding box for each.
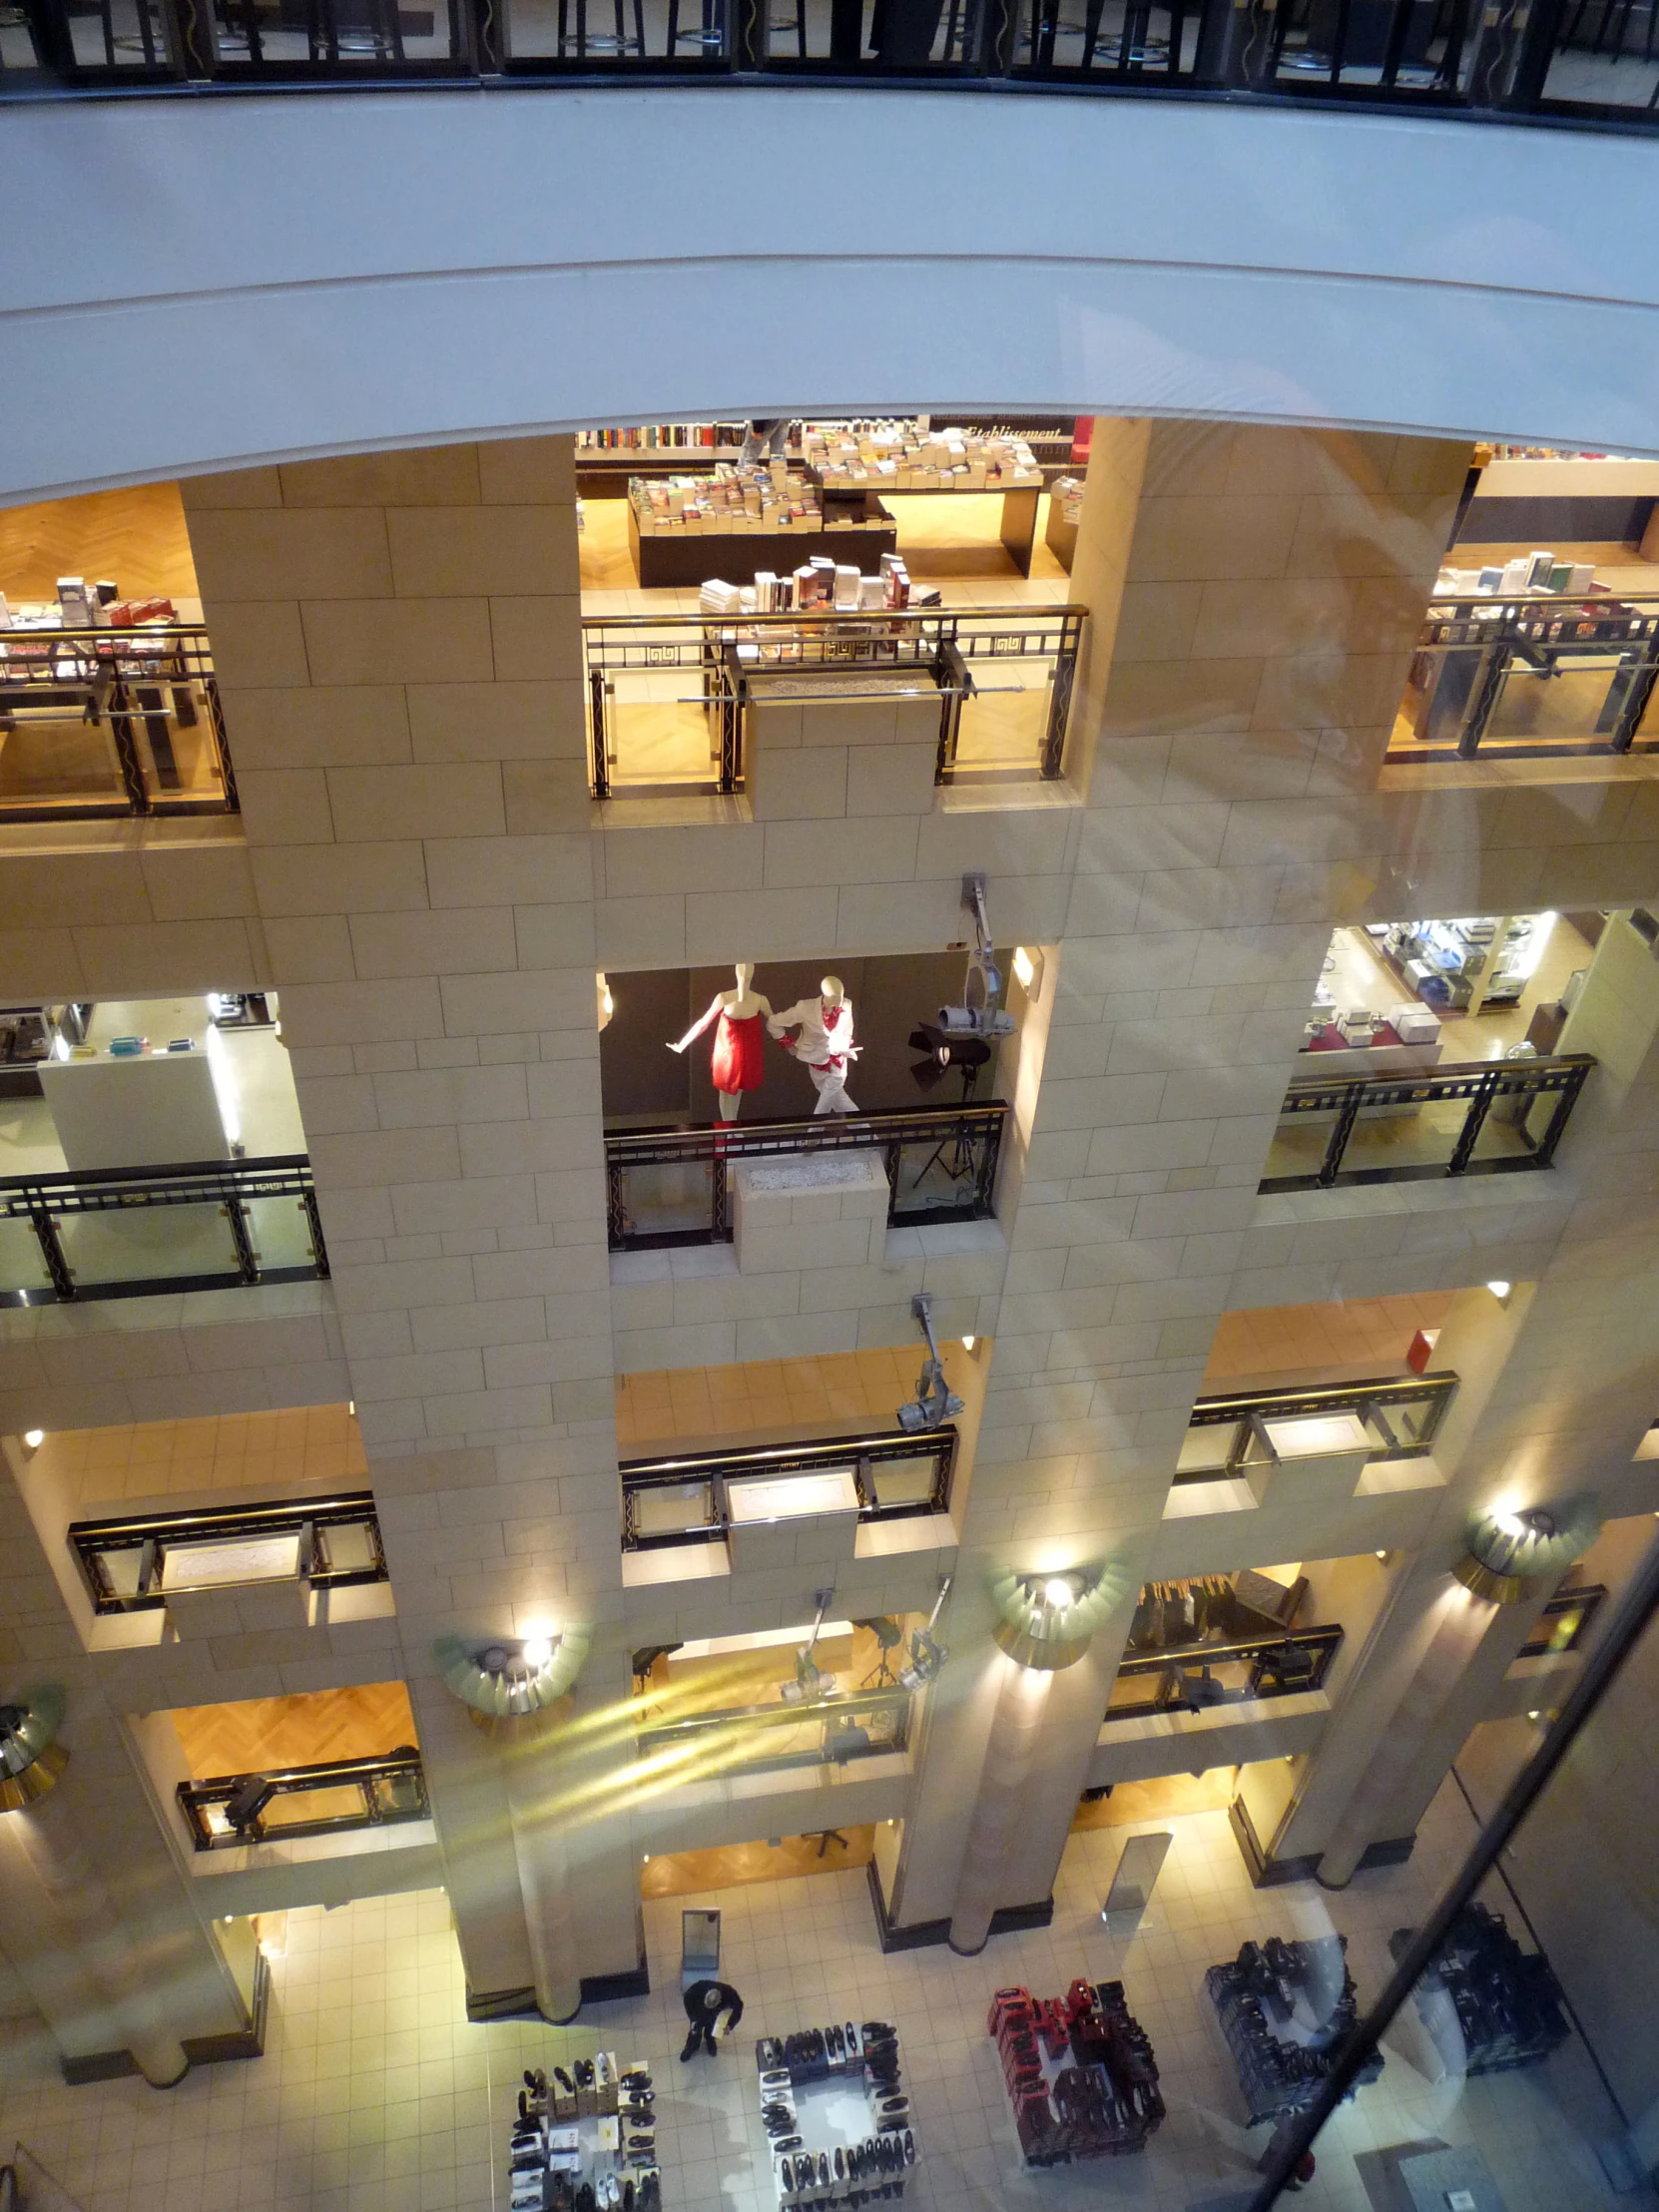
[755,2020,915,2208]
[629,501,898,589]
[1205,1936,1382,2126]
[988,1978,1164,2164]
[508,2052,662,2212]
[1387,1903,1568,2075]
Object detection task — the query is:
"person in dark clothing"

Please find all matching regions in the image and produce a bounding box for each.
[681,1977,744,2059]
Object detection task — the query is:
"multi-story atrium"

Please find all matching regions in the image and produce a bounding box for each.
[5,27,1659,2212]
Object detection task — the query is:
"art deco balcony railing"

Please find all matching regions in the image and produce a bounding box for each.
[1104,1624,1346,1723]
[178,1749,428,1851]
[620,1424,956,1548]
[636,1687,912,1779]
[1179,1372,1457,1482]
[0,1152,329,1305]
[3,0,1651,134]
[69,1492,386,1614]
[1260,1053,1593,1193]
[604,1100,1007,1250]
[581,605,1083,801]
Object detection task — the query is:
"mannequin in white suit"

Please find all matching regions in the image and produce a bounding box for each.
[768,976,858,1115]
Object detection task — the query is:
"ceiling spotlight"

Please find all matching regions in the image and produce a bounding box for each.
[521,1637,553,1669]
[990,1560,1132,1672]
[1486,1281,1512,1302]
[434,1626,590,1723]
[1043,1577,1075,1611]
[22,1430,42,1450]
[0,1686,69,1811]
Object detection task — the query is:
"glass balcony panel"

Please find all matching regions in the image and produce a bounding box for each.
[0,1217,56,1297]
[317,1521,380,1575]
[630,1478,718,1539]
[613,1158,717,1241]
[864,1452,939,1508]
[56,1201,244,1289]
[370,1768,428,1820]
[890,1133,984,1217]
[1261,1100,1336,1184]
[160,1532,300,1592]
[259,1783,370,1831]
[952,666,1052,777]
[1465,1072,1564,1164]
[0,695,131,813]
[1483,648,1655,753]
[244,1194,319,1274]
[602,666,722,791]
[92,1546,147,1600]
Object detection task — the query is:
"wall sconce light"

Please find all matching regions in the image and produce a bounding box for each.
[0,1685,69,1811]
[1452,1496,1602,1604]
[1012,946,1045,999]
[989,1559,1131,1671]
[434,1626,591,1721]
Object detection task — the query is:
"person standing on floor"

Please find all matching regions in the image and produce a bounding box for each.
[681,1977,745,2060]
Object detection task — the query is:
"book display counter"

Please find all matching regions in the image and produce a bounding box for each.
[1205,1936,1382,2127]
[755,2019,915,2208]
[629,464,897,590]
[988,1977,1164,2164]
[508,2053,662,2212]
[578,416,1076,501]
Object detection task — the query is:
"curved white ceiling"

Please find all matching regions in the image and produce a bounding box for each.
[4,85,1659,500]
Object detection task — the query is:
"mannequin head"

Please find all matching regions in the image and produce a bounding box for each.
[735,962,754,989]
[821,975,845,1006]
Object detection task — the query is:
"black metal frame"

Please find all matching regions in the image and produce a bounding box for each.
[5,0,1657,130]
[176,1749,428,1851]
[581,606,1083,801]
[1517,1579,1607,1657]
[1390,591,1659,764]
[0,1151,329,1305]
[620,1423,956,1547]
[1180,1371,1458,1480]
[604,1099,1008,1250]
[1105,1624,1345,1722]
[636,1683,913,1775]
[0,626,238,822]
[1261,1052,1593,1193]
[68,1490,385,1613]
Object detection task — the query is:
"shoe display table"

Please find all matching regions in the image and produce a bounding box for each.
[755,2020,915,2206]
[1387,1903,1568,2077]
[508,2053,662,2212]
[988,1977,1164,2163]
[1205,1936,1382,2126]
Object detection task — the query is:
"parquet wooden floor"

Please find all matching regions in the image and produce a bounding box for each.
[0,481,200,601]
[641,1826,874,1899]
[170,1679,417,1781]
[1070,1770,1238,1830]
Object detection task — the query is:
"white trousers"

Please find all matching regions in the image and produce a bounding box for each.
[807,1062,857,1115]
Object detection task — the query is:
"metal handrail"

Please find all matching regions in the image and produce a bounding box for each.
[2,0,1654,132]
[177,1749,428,1851]
[605,1098,1008,1249]
[620,1424,956,1547]
[1263,1051,1594,1192]
[1181,1371,1457,1480]
[0,1150,329,1304]
[0,623,237,820]
[1105,1624,1345,1722]
[637,1685,912,1775]
[68,1490,385,1613]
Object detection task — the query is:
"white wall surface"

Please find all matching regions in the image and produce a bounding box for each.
[7,89,1659,502]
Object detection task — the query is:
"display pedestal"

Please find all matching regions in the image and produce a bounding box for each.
[988,1977,1164,2163]
[507,2052,661,2212]
[1205,1936,1381,2127]
[755,2021,914,2207]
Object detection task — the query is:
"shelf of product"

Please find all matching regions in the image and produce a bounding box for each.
[801,424,1044,492]
[1205,1936,1382,2126]
[987,1977,1164,2164]
[755,2019,915,2208]
[627,465,897,589]
[1387,1904,1569,2075]
[509,2053,661,2212]
[698,555,935,618]
[1365,916,1534,1015]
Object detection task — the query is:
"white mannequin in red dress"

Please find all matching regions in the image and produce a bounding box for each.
[669,962,774,1122]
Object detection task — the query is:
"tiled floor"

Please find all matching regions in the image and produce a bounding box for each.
[31,1403,366,1513]
[1201,1296,1452,1391]
[616,1347,962,1451]
[2,1779,1642,2212]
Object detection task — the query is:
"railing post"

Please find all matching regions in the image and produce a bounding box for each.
[109,683,152,816]
[468,0,506,71]
[159,0,218,77]
[1317,1085,1363,1187]
[1533,1063,1587,1166]
[300,1186,331,1277]
[224,1192,261,1284]
[1495,0,1564,108]
[1041,617,1076,779]
[588,668,611,801]
[18,0,79,72]
[1447,1068,1500,1175]
[204,677,241,812]
[26,1202,76,1302]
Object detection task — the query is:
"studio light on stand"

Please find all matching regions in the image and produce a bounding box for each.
[906,874,1016,1194]
[897,1575,953,1691]
[896,1292,965,1433]
[779,1589,837,1705]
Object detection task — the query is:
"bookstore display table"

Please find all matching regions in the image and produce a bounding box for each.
[629,500,898,589]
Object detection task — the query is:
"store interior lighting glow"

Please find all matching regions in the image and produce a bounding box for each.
[51,1034,68,1061]
[961,1336,974,1354]
[23,1430,43,1449]
[521,1637,553,1669]
[1043,1577,1074,1610]
[1486,1281,1512,1301]
[1012,945,1043,996]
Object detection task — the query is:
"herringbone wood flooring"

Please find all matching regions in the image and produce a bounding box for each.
[170,1679,418,1781]
[0,481,199,601]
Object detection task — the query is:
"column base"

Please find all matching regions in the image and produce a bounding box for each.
[863,1859,1052,1953]
[465,1957,652,2023]
[1230,1796,1416,1888]
[60,1954,268,2087]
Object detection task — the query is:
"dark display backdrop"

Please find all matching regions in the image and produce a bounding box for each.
[600,952,1000,1125]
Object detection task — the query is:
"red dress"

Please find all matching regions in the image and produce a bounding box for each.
[711,1009,765,1094]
